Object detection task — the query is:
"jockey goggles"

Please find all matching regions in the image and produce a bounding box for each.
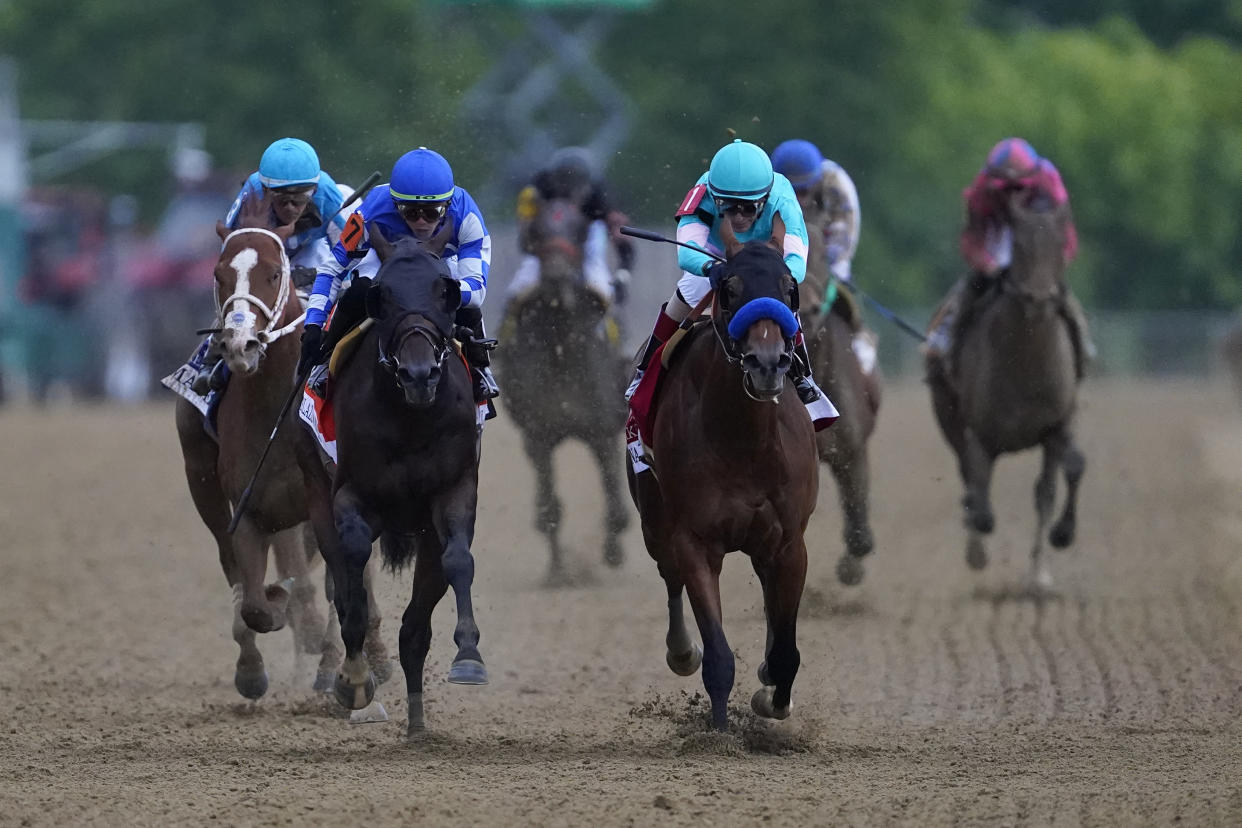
[396,200,448,223]
[714,196,766,217]
[265,186,316,210]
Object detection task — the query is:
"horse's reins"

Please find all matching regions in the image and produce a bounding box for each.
[211,227,306,346]
[378,311,452,377]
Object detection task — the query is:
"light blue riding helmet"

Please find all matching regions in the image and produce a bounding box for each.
[706,139,774,201]
[258,138,321,189]
[771,139,824,191]
[390,147,455,202]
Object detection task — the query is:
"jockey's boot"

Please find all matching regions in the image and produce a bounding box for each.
[624,303,680,402]
[789,331,823,405]
[455,306,500,403]
[191,355,222,396]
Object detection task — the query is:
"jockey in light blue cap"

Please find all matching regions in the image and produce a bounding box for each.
[625,138,837,430]
[180,137,349,396]
[300,147,499,409]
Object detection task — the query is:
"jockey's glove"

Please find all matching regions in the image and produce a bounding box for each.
[298,324,324,376]
[705,261,728,290]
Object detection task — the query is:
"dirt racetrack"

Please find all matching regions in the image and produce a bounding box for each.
[2,377,1242,826]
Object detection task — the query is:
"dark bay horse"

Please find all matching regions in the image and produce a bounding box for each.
[497,197,630,582]
[627,225,819,731]
[173,194,331,698]
[297,227,486,738]
[798,252,882,586]
[927,194,1085,589]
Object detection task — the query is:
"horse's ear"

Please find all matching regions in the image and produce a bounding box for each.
[768,212,786,254]
[368,221,394,263]
[216,220,230,242]
[718,214,743,258]
[364,280,390,320]
[272,219,296,242]
[237,188,272,229]
[425,218,455,257]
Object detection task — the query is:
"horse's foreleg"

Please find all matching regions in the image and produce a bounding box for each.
[524,433,565,582]
[823,428,874,586]
[1050,432,1085,550]
[230,518,290,634]
[659,566,702,677]
[330,487,379,710]
[433,475,488,686]
[362,558,392,684]
[273,525,325,660]
[399,549,449,738]
[961,428,996,535]
[676,536,731,731]
[176,400,237,588]
[1031,437,1062,590]
[589,432,629,568]
[751,537,807,720]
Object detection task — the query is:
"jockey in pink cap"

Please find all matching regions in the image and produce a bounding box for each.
[926,137,1093,375]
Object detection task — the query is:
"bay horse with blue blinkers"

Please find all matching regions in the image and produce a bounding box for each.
[296,224,487,738]
[627,219,819,731]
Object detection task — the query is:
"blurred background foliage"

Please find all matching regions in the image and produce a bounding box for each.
[3,0,1242,309]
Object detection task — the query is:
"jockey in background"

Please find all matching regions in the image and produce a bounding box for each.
[771,138,876,375]
[189,137,348,394]
[625,138,836,427]
[506,146,635,309]
[299,146,499,405]
[925,137,1094,375]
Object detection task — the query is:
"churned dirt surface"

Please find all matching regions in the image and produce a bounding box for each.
[2,378,1241,827]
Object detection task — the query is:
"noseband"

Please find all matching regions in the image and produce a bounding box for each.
[377,312,452,380]
[213,227,305,346]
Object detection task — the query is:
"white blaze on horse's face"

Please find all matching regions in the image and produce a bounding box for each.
[220,245,264,374]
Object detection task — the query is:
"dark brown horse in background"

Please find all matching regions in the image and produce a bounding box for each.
[627,221,818,732]
[297,227,487,738]
[927,193,1085,589]
[173,194,335,698]
[798,245,882,586]
[497,197,630,583]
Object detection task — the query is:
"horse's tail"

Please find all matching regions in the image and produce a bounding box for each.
[379,531,421,572]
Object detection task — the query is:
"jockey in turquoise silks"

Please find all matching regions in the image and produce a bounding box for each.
[625,138,836,427]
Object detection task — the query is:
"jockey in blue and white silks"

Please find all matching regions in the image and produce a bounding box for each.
[299,147,498,404]
[624,139,835,431]
[224,137,349,271]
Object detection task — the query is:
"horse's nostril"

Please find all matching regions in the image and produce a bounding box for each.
[243,339,262,354]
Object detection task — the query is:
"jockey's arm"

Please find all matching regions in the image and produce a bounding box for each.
[775,199,809,284]
[452,215,491,310]
[960,174,1002,276]
[676,215,714,277]
[306,213,369,328]
[823,161,861,267]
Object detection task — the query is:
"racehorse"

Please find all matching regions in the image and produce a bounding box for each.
[627,219,819,731]
[297,225,487,738]
[173,193,335,698]
[926,192,1085,589]
[497,197,630,583]
[798,242,881,586]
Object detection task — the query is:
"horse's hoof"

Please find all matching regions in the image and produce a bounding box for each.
[406,692,426,737]
[970,510,995,535]
[234,666,269,700]
[836,554,866,586]
[750,686,791,720]
[966,536,988,570]
[333,670,377,710]
[757,661,773,687]
[447,659,489,685]
[348,700,389,725]
[666,643,703,677]
[1049,521,1075,549]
